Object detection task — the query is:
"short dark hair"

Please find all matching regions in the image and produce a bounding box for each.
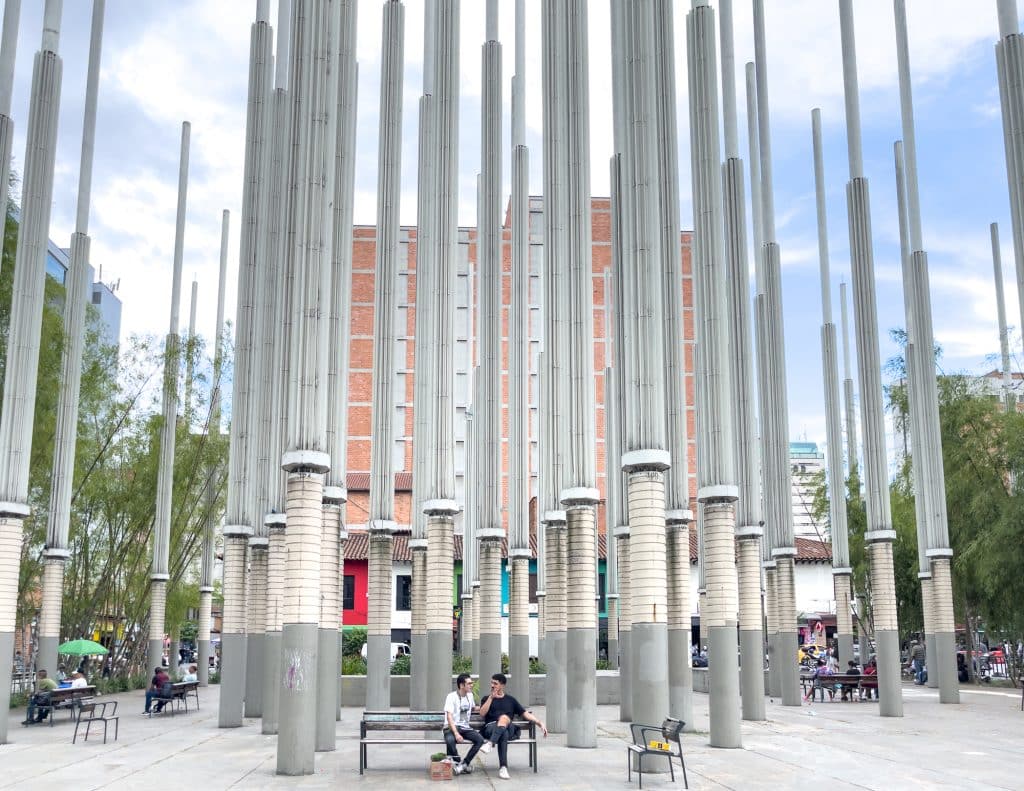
[37,669,47,676]
[456,673,472,687]
[848,660,857,667]
[491,672,507,685]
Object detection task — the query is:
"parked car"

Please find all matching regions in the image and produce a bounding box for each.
[360,642,411,662]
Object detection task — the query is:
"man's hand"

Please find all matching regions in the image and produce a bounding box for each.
[539,722,548,737]
[455,732,465,744]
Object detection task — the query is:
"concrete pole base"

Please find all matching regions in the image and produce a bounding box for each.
[37,636,59,678]
[427,629,454,705]
[778,629,802,706]
[619,630,632,722]
[218,632,247,728]
[337,631,343,719]
[0,631,13,743]
[837,633,854,669]
[366,634,391,711]
[276,622,319,775]
[708,625,742,748]
[925,633,939,689]
[509,633,530,704]
[632,622,670,769]
[479,632,502,688]
[460,638,474,667]
[546,630,567,733]
[245,633,265,717]
[607,637,619,670]
[934,631,960,704]
[410,631,427,711]
[567,627,596,748]
[149,638,165,673]
[767,632,782,698]
[316,627,338,751]
[262,630,281,734]
[668,628,693,727]
[739,628,766,721]
[875,629,904,717]
[198,639,210,686]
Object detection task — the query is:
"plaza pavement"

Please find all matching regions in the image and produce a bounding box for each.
[1,681,1021,789]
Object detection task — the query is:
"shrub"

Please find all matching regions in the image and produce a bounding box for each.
[501,653,510,674]
[342,654,367,675]
[391,654,411,675]
[529,657,546,674]
[342,627,368,657]
[596,659,612,671]
[452,654,472,674]
[209,670,221,685]
[9,691,29,709]
[430,752,447,762]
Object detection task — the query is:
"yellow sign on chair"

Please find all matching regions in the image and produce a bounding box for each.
[647,740,671,752]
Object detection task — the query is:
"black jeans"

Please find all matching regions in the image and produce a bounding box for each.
[25,693,51,723]
[481,721,519,768]
[444,726,485,765]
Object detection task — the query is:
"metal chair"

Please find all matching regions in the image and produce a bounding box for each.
[626,717,688,789]
[73,700,119,744]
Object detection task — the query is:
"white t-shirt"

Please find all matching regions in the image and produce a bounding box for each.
[443,690,475,730]
[70,677,88,688]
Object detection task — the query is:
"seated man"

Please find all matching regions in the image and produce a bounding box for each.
[477,673,547,780]
[840,660,861,701]
[23,669,58,725]
[143,666,171,714]
[443,673,485,775]
[182,664,199,683]
[69,671,89,689]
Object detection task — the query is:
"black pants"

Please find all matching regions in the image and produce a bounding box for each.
[481,721,519,768]
[25,694,51,723]
[444,726,485,765]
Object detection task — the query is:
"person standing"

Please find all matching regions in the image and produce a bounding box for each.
[443,673,485,774]
[910,639,926,685]
[478,673,547,780]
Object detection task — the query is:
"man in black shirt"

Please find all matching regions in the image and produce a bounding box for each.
[478,673,547,780]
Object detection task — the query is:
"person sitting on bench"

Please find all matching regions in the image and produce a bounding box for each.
[477,673,547,780]
[143,666,171,714]
[443,673,485,775]
[23,669,58,725]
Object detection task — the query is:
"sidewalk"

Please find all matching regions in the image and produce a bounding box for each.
[2,682,1021,789]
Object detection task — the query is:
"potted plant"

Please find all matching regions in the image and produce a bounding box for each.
[429,752,453,781]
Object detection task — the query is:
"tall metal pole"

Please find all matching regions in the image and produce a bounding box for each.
[477,0,505,689]
[38,0,103,678]
[260,0,291,736]
[752,0,800,708]
[996,0,1024,343]
[812,109,854,669]
[719,0,764,724]
[688,0,742,747]
[275,0,340,772]
[838,0,903,717]
[366,0,405,714]
[540,0,569,735]
[840,281,858,478]
[220,0,273,730]
[893,0,958,704]
[507,0,532,705]
[199,210,230,688]
[992,224,1015,408]
[423,0,460,706]
[149,123,189,680]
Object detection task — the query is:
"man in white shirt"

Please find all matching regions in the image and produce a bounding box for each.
[69,672,88,689]
[443,673,485,775]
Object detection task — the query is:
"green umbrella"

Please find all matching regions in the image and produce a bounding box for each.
[57,639,109,656]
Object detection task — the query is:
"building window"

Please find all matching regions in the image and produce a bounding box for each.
[529,572,537,604]
[396,574,412,611]
[598,572,606,611]
[343,575,355,611]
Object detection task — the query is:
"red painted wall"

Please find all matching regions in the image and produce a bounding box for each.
[343,559,368,626]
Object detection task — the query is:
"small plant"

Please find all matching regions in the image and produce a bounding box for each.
[430,752,447,762]
[342,654,367,675]
[209,670,221,685]
[501,653,510,674]
[529,657,546,674]
[452,654,472,674]
[391,654,411,675]
[596,659,612,671]
[342,627,368,657]
[8,691,28,709]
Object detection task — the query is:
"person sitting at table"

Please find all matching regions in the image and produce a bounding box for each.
[143,666,171,714]
[22,670,58,725]
[182,664,198,683]
[840,660,861,701]
[69,671,89,689]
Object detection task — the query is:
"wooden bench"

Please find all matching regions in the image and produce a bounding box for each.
[36,686,97,726]
[150,681,200,716]
[801,673,879,702]
[359,711,538,775]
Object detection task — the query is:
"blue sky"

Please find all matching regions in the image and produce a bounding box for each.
[4,0,1020,459]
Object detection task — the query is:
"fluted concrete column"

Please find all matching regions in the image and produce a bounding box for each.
[410,541,428,710]
[471,580,481,672]
[839,0,903,717]
[245,539,268,716]
[37,553,66,677]
[764,564,779,697]
[930,557,957,700]
[920,572,937,688]
[565,495,598,748]
[426,509,457,703]
[316,498,342,750]
[615,529,632,722]
[834,573,854,666]
[477,530,504,684]
[219,528,251,728]
[544,519,568,733]
[667,520,694,727]
[0,0,19,270]
[262,515,286,733]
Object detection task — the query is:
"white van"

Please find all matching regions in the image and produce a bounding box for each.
[360,642,411,661]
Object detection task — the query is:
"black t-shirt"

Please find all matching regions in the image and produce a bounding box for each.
[480,693,526,724]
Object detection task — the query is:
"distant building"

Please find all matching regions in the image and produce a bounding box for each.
[974,369,1024,410]
[44,239,122,348]
[790,441,826,540]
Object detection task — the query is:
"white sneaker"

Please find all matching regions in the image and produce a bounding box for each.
[499,766,510,780]
[452,762,464,775]
[480,741,492,755]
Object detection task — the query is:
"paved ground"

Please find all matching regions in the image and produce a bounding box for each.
[2,682,1022,790]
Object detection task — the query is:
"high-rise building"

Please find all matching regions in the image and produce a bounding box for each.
[790,440,826,540]
[44,238,122,348]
